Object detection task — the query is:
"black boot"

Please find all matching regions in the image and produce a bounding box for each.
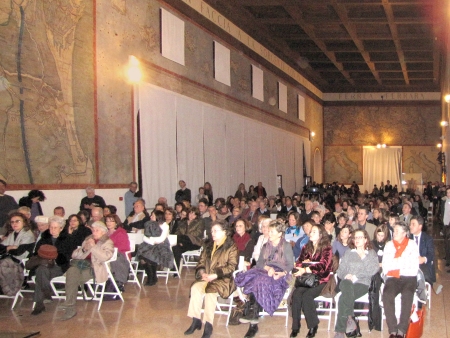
[184,317,202,335]
[151,262,158,285]
[244,324,258,338]
[306,325,318,338]
[31,301,45,315]
[239,294,259,324]
[346,317,361,338]
[144,263,156,286]
[201,321,213,338]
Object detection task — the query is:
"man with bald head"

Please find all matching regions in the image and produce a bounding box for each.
[87,207,104,227]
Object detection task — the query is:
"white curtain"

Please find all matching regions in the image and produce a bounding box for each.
[139,83,178,207]
[139,83,311,205]
[204,105,227,200]
[224,114,245,197]
[176,96,205,199]
[363,146,402,193]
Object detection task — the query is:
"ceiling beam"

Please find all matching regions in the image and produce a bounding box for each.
[382,0,409,85]
[205,0,329,87]
[330,0,382,85]
[282,4,355,86]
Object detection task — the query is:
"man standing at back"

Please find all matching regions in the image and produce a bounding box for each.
[441,187,450,268]
[0,179,18,227]
[80,187,106,211]
[175,180,191,204]
[256,182,267,198]
[124,182,139,217]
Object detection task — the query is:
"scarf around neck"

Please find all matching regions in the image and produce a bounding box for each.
[387,237,409,278]
[233,232,251,251]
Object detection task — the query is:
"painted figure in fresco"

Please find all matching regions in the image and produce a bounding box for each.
[0,0,93,184]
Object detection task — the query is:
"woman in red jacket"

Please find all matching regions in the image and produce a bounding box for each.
[105,214,130,292]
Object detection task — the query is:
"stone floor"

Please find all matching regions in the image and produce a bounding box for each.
[1,225,449,338]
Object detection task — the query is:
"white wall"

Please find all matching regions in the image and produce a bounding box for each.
[7,188,129,220]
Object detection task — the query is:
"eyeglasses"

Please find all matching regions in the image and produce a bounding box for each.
[11,220,22,224]
[354,236,365,240]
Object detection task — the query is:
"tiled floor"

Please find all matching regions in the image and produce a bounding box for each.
[1,226,449,338]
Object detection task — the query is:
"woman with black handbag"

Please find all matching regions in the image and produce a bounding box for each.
[333,229,379,338]
[290,224,333,338]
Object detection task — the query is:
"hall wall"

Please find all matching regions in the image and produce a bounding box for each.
[323,104,441,186]
[0,0,322,194]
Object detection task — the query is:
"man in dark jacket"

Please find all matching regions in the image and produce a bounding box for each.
[31,216,74,315]
[409,215,442,294]
[0,179,18,230]
[175,180,191,204]
[79,186,106,211]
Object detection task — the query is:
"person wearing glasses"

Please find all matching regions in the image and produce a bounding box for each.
[333,229,379,338]
[0,212,35,296]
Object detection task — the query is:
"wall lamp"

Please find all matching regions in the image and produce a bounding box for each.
[310,131,315,141]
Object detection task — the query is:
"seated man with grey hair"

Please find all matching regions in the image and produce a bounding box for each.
[58,221,114,320]
[31,216,74,315]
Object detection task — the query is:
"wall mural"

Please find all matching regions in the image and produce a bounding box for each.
[324,105,440,146]
[324,146,363,185]
[0,0,94,185]
[323,105,440,184]
[403,146,441,183]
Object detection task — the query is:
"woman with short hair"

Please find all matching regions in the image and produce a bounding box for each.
[234,219,294,338]
[184,220,238,338]
[58,221,114,321]
[137,210,174,286]
[105,214,130,291]
[172,207,205,269]
[233,219,254,264]
[0,212,35,296]
[31,215,73,315]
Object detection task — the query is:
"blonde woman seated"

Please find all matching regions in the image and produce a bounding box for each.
[234,219,293,338]
[184,220,238,338]
[58,221,114,320]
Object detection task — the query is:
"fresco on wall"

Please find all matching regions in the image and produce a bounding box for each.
[324,106,440,146]
[324,146,362,184]
[403,146,441,183]
[0,0,94,185]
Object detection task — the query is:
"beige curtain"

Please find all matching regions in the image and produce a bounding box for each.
[363,146,402,193]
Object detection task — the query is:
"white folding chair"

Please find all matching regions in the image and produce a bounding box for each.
[180,247,202,273]
[50,248,124,310]
[125,238,141,288]
[198,293,235,325]
[334,291,380,331]
[155,235,180,283]
[231,270,292,327]
[425,282,431,309]
[304,274,336,331]
[0,258,31,309]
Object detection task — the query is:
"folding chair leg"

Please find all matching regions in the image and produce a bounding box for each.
[11,291,23,310]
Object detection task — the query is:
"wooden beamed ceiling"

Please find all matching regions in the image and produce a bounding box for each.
[204,0,445,93]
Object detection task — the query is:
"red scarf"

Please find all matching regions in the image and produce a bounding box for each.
[387,237,409,278]
[233,232,251,252]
